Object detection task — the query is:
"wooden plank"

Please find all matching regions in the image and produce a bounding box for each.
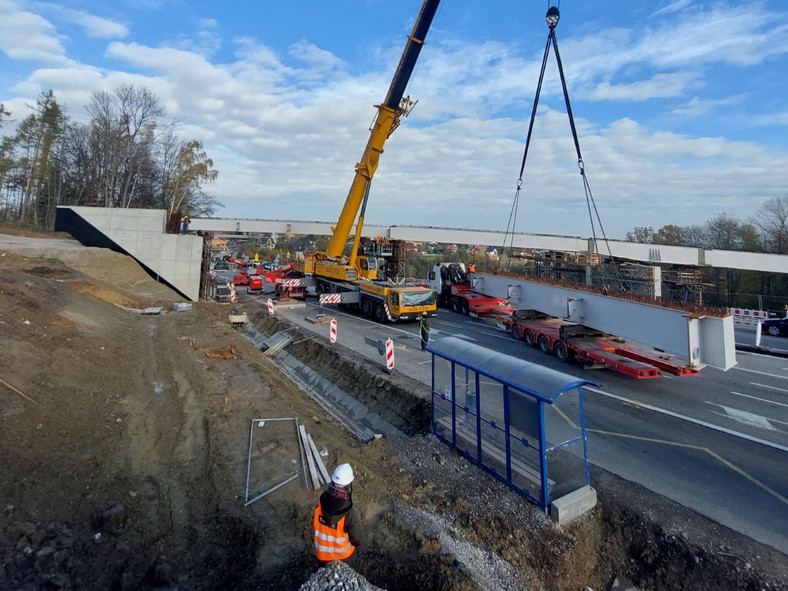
[299,425,321,490]
[306,433,331,485]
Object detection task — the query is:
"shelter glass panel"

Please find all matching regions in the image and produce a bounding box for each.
[543,389,582,449]
[479,373,505,427]
[546,439,588,501]
[507,389,540,448]
[455,364,477,415]
[434,357,453,402]
[480,418,507,480]
[507,434,543,503]
[453,364,479,460]
[543,389,588,501]
[432,390,453,442]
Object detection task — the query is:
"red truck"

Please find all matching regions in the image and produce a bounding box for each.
[501,310,699,379]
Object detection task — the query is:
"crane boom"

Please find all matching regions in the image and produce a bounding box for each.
[324,0,440,270]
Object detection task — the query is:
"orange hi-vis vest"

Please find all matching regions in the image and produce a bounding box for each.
[313,504,355,561]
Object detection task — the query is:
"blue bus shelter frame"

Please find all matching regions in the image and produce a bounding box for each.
[427,336,598,510]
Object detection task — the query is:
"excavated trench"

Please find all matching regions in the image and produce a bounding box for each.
[246,312,787,591]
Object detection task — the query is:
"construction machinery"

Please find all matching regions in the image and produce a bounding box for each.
[429,262,512,318]
[293,0,440,322]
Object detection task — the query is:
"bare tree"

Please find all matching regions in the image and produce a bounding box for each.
[754,196,788,255]
[86,85,166,208]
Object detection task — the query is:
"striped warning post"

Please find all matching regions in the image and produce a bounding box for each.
[385,338,394,370]
[329,318,337,343]
[267,298,274,316]
[228,282,237,303]
[319,293,341,304]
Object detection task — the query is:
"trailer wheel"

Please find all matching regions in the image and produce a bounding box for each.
[451,298,461,313]
[460,300,470,316]
[524,329,535,346]
[362,299,373,318]
[554,341,569,362]
[537,335,550,354]
[374,303,386,323]
[512,324,523,341]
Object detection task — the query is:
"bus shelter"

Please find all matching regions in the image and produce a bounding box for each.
[428,336,599,511]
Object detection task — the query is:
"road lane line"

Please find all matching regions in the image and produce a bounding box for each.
[587,430,788,506]
[732,391,788,408]
[749,382,788,394]
[704,449,788,505]
[585,386,788,453]
[732,366,788,380]
[480,330,521,342]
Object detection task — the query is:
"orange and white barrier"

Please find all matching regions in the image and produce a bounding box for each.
[329,318,337,343]
[385,338,394,371]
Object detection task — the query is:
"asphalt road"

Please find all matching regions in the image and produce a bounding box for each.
[260,298,788,555]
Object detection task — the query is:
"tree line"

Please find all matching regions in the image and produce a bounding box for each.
[0,85,220,231]
[623,203,788,310]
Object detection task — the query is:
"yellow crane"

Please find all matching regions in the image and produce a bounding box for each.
[296,0,440,322]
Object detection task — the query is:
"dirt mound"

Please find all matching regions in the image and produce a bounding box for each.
[0,241,786,591]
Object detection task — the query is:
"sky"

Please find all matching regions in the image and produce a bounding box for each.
[1,0,787,240]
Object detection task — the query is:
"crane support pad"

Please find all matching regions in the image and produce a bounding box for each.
[582,350,662,379]
[616,349,700,377]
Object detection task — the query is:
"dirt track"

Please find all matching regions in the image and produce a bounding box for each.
[0,233,786,590]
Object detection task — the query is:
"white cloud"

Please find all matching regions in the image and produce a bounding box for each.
[1,1,786,238]
[652,0,694,18]
[0,0,70,64]
[671,94,744,118]
[584,72,700,102]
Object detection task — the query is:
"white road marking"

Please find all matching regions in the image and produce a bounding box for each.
[731,391,788,408]
[584,386,788,453]
[705,403,775,431]
[439,320,462,328]
[732,366,788,380]
[749,382,788,394]
[451,334,478,342]
[480,330,519,342]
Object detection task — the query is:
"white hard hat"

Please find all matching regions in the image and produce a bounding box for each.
[332,463,354,486]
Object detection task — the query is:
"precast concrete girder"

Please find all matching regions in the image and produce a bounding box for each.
[470,273,736,371]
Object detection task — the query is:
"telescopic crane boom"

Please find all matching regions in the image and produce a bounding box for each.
[316,0,441,281]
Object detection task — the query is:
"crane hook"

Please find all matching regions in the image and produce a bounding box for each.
[546,4,560,29]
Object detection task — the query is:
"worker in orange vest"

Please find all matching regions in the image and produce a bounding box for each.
[313,463,363,565]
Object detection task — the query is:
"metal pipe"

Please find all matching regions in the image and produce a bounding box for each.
[244,418,255,502]
[244,473,299,507]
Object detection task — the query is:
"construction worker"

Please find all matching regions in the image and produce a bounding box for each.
[180,214,190,234]
[468,263,476,273]
[419,312,431,350]
[313,463,363,565]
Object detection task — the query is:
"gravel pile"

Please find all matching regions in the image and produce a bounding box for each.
[392,504,521,591]
[298,561,385,591]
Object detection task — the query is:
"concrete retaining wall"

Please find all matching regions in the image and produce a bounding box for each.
[55,206,203,301]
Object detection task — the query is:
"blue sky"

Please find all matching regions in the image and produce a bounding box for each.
[1,0,787,239]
